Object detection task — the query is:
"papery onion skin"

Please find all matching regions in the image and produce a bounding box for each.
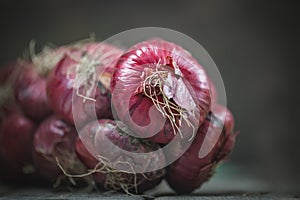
[14,63,52,120]
[32,115,78,183]
[111,39,211,144]
[166,105,236,194]
[76,119,165,194]
[0,104,37,182]
[46,43,123,127]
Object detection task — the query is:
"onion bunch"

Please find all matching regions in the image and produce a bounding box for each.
[0,37,237,195]
[111,39,236,193]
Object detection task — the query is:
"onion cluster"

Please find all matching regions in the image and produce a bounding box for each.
[0,38,237,194]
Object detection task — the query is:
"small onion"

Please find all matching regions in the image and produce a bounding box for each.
[76,119,165,194]
[166,105,236,194]
[14,64,52,120]
[13,45,69,120]
[0,103,37,182]
[32,115,85,186]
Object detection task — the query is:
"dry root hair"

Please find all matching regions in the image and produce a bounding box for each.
[71,42,121,103]
[27,34,96,76]
[41,147,95,192]
[56,154,163,196]
[142,59,196,140]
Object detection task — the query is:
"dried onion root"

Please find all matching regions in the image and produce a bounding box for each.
[142,61,196,140]
[32,115,93,190]
[46,42,123,126]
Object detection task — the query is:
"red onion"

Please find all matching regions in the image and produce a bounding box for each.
[46,43,123,127]
[14,64,52,120]
[76,119,165,194]
[0,103,37,182]
[166,105,236,194]
[32,115,86,186]
[111,39,211,144]
[12,43,72,121]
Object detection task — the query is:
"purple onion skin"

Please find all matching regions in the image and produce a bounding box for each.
[166,106,236,194]
[46,53,94,127]
[14,65,52,121]
[76,119,165,194]
[111,39,211,144]
[32,115,77,183]
[0,107,37,183]
[46,44,123,127]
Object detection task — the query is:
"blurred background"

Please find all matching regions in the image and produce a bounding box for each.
[0,0,298,193]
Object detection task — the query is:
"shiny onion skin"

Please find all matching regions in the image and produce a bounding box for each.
[111,39,211,144]
[46,43,123,127]
[0,105,37,182]
[166,105,236,194]
[76,119,165,194]
[32,115,78,183]
[14,63,52,120]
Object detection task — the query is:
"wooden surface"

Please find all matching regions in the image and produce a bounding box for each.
[1,164,299,199]
[155,195,299,200]
[0,188,299,200]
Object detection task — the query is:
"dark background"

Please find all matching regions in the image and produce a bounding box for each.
[0,0,298,192]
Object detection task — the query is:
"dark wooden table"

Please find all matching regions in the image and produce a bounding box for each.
[1,164,298,199]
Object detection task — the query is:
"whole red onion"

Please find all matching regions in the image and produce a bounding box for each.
[76,119,165,194]
[13,44,70,120]
[111,39,211,144]
[46,43,123,127]
[14,64,52,120]
[0,103,37,182]
[165,105,236,194]
[32,115,86,186]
